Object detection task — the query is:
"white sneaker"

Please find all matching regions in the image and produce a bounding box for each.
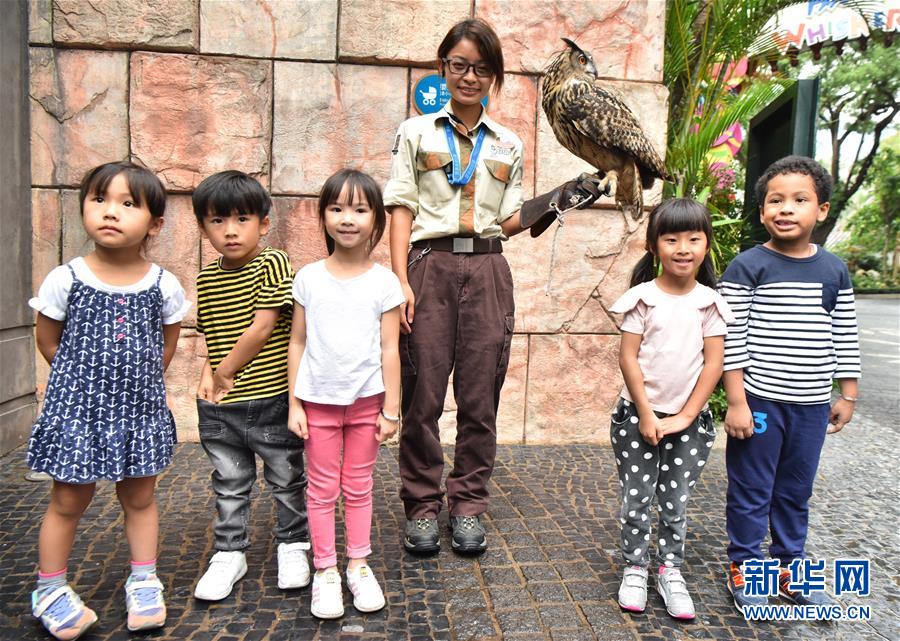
[310,568,344,619]
[617,565,648,612]
[193,551,247,601]
[277,542,311,589]
[657,566,696,619]
[346,564,386,613]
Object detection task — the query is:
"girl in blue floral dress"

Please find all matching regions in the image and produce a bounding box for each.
[28,162,190,639]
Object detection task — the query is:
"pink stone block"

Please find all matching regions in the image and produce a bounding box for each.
[61,190,92,262]
[525,334,622,444]
[476,0,664,81]
[30,48,129,186]
[54,0,197,50]
[147,195,200,326]
[130,53,272,191]
[29,0,52,44]
[505,209,634,334]
[595,215,650,315]
[165,329,207,442]
[339,0,470,64]
[535,79,669,207]
[32,189,62,296]
[200,0,337,59]
[272,62,407,195]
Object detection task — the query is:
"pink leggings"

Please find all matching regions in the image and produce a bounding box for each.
[303,393,383,569]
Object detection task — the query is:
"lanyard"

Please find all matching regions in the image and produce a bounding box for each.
[443,120,486,186]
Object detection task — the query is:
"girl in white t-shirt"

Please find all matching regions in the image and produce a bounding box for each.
[609,199,734,620]
[287,169,404,619]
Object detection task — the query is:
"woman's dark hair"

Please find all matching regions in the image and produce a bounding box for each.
[437,18,505,92]
[318,169,386,256]
[630,198,717,288]
[79,161,166,219]
[192,170,272,224]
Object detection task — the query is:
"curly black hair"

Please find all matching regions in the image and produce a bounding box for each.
[754,155,833,207]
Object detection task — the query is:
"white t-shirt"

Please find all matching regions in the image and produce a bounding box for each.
[292,260,404,405]
[29,257,191,324]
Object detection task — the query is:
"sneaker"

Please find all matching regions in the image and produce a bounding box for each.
[346,564,386,613]
[124,574,166,631]
[779,568,838,606]
[31,585,98,641]
[277,542,311,589]
[617,565,648,612]
[404,518,440,554]
[656,566,695,619]
[194,551,247,601]
[310,567,344,619]
[727,562,768,613]
[449,515,487,554]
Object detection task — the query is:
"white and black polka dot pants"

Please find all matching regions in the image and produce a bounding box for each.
[610,397,716,569]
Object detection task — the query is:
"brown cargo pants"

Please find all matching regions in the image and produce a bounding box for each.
[399,247,515,519]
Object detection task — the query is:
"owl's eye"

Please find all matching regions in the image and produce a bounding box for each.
[579,55,586,65]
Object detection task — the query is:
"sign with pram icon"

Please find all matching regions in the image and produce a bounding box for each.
[413,74,489,115]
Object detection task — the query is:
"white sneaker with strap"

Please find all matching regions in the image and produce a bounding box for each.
[346,563,386,613]
[310,567,344,619]
[277,542,311,589]
[617,565,648,612]
[194,551,247,601]
[656,566,696,619]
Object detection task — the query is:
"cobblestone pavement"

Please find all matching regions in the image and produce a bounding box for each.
[1,300,896,641]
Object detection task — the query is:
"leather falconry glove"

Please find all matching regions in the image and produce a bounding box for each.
[519,173,610,238]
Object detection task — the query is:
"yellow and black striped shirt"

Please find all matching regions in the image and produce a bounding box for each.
[197,247,293,403]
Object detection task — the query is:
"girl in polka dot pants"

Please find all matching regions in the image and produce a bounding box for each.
[608,199,734,619]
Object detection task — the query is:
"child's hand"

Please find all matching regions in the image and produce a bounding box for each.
[376,413,399,443]
[657,413,693,439]
[211,369,234,403]
[724,402,754,439]
[196,377,213,402]
[638,412,661,446]
[288,403,309,439]
[827,398,855,434]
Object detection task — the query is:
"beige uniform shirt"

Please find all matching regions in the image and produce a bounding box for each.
[384,103,525,242]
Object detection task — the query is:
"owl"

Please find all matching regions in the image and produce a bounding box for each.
[542,38,670,219]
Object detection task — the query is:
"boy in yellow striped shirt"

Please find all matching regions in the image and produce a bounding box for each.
[191,170,310,601]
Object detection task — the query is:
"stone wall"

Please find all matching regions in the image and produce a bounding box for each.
[28,0,668,444]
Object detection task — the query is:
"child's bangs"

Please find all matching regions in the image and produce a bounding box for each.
[320,171,383,212]
[79,163,166,218]
[204,182,269,219]
[653,200,711,236]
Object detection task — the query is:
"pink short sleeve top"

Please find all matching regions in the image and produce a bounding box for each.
[610,280,734,415]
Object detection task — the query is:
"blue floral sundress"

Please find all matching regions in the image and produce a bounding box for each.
[28,265,176,483]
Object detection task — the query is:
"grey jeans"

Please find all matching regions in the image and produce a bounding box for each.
[197,393,309,551]
[610,397,716,568]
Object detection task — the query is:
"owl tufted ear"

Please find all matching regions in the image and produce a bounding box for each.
[561,38,583,54]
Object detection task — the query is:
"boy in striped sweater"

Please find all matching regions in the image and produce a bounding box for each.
[717,156,860,613]
[191,171,310,601]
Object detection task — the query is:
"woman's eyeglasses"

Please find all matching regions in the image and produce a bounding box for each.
[442,57,493,78]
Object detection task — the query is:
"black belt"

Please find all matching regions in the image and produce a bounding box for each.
[412,237,503,254]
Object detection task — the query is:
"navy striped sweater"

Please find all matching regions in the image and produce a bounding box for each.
[718,245,860,404]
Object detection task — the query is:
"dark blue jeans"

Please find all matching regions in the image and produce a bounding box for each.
[197,393,309,551]
[726,393,830,564]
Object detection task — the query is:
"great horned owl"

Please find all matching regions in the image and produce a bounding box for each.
[542,38,669,219]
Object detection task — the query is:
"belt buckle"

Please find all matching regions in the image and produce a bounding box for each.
[452,237,474,253]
